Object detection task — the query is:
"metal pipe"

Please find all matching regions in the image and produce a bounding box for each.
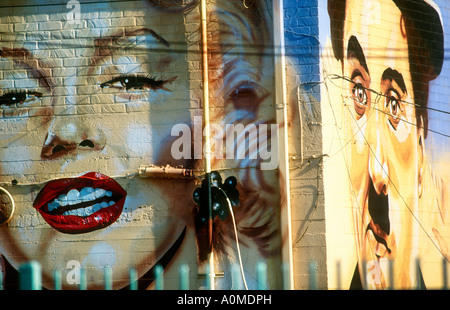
[138,165,195,179]
[273,0,294,290]
[200,0,215,290]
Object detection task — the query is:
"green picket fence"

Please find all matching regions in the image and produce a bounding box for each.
[3,258,448,290]
[3,261,282,290]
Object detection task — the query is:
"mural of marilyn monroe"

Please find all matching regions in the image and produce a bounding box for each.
[0,0,283,289]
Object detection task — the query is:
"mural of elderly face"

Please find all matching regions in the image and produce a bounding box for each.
[0,0,281,289]
[328,0,444,288]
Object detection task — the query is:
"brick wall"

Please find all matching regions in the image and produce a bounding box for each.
[0,0,286,290]
[284,0,326,289]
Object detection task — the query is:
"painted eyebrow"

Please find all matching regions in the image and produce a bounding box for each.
[90,27,171,72]
[347,35,369,75]
[94,27,169,55]
[382,68,407,94]
[0,47,52,90]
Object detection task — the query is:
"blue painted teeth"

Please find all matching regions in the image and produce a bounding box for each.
[47,187,115,217]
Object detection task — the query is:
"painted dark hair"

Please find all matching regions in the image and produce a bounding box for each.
[328,0,444,138]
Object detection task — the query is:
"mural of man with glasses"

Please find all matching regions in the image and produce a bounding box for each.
[328,0,448,289]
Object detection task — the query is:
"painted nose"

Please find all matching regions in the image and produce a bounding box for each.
[40,120,106,160]
[368,128,389,195]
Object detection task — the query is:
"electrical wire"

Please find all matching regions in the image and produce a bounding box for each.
[327,73,450,116]
[335,74,450,263]
[0,171,139,187]
[292,154,323,245]
[323,68,370,282]
[0,0,155,9]
[217,186,248,290]
[351,103,448,262]
[319,74,450,288]
[1,0,449,248]
[324,73,450,138]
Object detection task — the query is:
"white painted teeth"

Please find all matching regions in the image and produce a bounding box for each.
[47,187,115,217]
[61,201,115,217]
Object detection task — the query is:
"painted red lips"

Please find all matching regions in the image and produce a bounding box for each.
[33,172,127,234]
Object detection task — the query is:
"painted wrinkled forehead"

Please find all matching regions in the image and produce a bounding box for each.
[146,0,199,13]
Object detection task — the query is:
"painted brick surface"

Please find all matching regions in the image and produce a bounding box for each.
[0,0,448,291]
[0,0,285,290]
[321,0,450,289]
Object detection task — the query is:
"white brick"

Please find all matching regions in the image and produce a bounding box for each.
[64,95,90,105]
[110,17,136,28]
[51,86,75,97]
[0,24,13,33]
[0,79,14,88]
[38,21,63,31]
[53,48,76,59]
[14,23,38,32]
[4,33,25,42]
[98,11,123,19]
[62,20,87,29]
[75,28,95,38]
[0,16,24,24]
[111,55,138,65]
[26,32,50,41]
[79,12,99,21]
[38,40,62,50]
[47,13,67,22]
[63,57,90,67]
[87,18,110,28]
[91,94,112,105]
[52,105,76,116]
[76,66,101,77]
[14,78,39,89]
[63,76,88,86]
[2,108,29,118]
[100,104,127,114]
[51,68,77,77]
[76,104,100,115]
[50,29,76,40]
[5,70,28,80]
[24,14,49,23]
[76,85,97,95]
[123,9,151,17]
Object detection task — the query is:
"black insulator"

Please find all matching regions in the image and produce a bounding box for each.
[192,171,240,222]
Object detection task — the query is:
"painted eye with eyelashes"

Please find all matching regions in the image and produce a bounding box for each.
[0,90,42,107]
[351,82,368,117]
[385,89,403,130]
[99,74,177,92]
[227,81,268,113]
